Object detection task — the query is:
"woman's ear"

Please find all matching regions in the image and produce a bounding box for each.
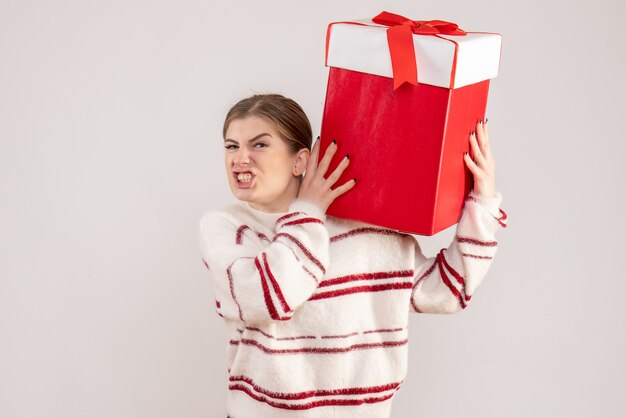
[292,148,310,176]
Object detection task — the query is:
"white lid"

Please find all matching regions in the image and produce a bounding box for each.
[326,18,502,89]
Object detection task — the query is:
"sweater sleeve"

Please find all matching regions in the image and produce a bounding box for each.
[198,199,330,325]
[409,191,508,314]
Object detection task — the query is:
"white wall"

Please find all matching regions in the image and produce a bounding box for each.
[1,0,624,417]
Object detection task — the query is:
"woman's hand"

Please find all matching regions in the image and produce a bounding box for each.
[297,137,356,213]
[464,119,496,198]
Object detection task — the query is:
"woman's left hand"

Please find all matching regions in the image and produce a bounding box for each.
[464,119,496,198]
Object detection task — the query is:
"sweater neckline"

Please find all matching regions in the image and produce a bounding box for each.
[236,200,291,220]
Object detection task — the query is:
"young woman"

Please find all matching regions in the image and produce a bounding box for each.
[198,94,507,418]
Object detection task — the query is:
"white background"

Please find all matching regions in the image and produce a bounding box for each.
[1,0,625,417]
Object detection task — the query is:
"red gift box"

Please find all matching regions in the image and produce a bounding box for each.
[320,12,502,235]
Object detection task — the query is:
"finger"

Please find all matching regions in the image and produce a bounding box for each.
[469,131,485,165]
[484,118,490,142]
[464,152,481,177]
[476,120,491,158]
[303,139,319,180]
[477,121,493,165]
[329,176,356,200]
[323,153,350,186]
[475,121,486,155]
[482,119,492,158]
[316,139,338,179]
[308,136,320,173]
[476,119,490,154]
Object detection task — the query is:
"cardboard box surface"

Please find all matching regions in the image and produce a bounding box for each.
[321,68,490,235]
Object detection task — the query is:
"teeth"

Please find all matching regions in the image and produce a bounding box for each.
[237,173,253,182]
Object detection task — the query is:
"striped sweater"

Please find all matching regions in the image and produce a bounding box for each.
[197,191,507,418]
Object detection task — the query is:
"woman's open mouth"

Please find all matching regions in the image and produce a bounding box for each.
[234,171,255,189]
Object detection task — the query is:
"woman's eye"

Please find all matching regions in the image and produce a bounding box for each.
[224,143,266,150]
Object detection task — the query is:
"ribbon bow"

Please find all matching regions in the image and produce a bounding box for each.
[371,11,467,89]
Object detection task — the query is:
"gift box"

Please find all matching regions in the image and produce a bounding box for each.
[320,11,502,235]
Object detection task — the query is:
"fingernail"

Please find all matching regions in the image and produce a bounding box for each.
[353,177,357,183]
[316,135,320,140]
[480,119,484,125]
[485,118,489,124]
[332,139,336,145]
[345,153,349,160]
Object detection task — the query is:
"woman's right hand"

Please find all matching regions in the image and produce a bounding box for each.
[297,137,356,213]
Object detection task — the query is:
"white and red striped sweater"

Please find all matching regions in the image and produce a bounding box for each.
[197,191,507,418]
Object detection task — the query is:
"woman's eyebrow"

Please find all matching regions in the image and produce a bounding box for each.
[224,133,272,144]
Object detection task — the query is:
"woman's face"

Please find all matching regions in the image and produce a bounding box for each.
[224,115,307,213]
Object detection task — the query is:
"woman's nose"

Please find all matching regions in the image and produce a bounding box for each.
[233,147,250,165]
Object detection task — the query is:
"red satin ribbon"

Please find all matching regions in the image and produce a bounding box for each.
[371,11,467,89]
